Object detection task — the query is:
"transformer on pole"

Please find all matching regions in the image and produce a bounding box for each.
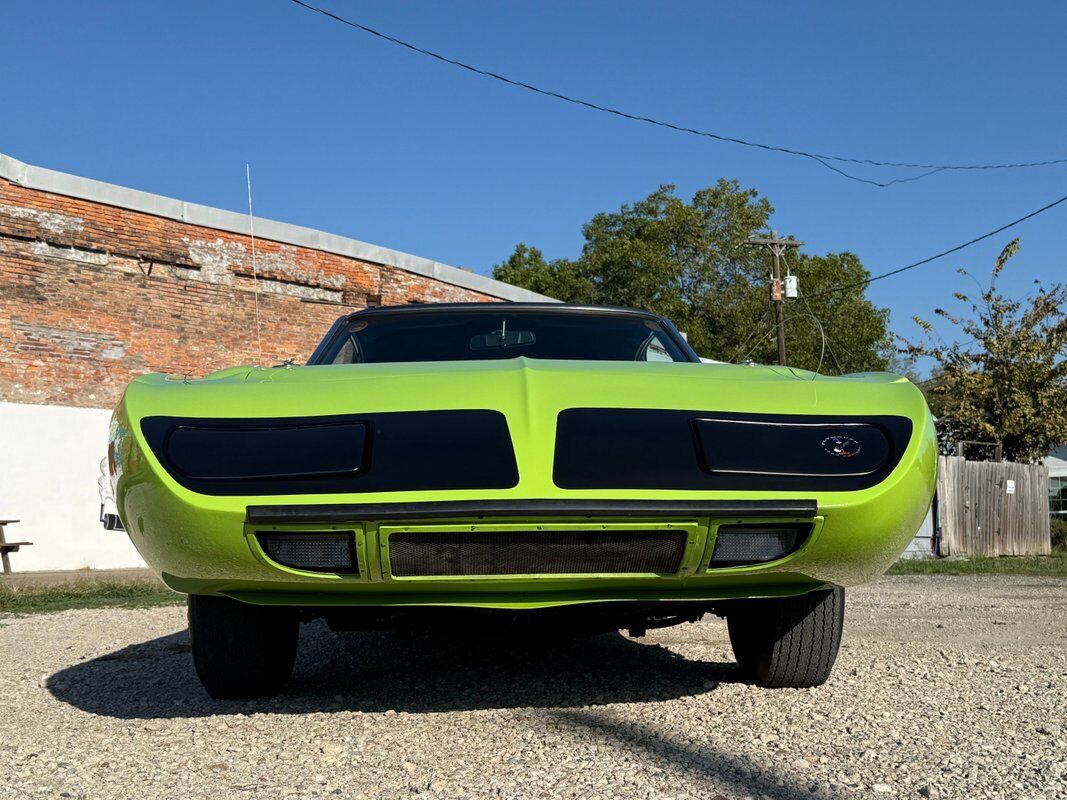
[745,231,804,365]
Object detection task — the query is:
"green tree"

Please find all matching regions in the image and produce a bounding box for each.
[900,239,1067,462]
[493,244,596,305]
[493,182,893,372]
[783,251,894,374]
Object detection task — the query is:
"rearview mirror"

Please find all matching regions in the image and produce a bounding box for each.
[470,329,536,350]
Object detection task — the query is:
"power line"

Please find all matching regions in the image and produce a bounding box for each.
[792,282,861,367]
[734,311,825,379]
[805,157,946,188]
[288,0,1067,188]
[820,335,846,375]
[737,317,787,363]
[731,192,1065,368]
[807,192,1067,299]
[783,256,877,371]
[736,313,800,364]
[730,306,773,363]
[785,311,827,379]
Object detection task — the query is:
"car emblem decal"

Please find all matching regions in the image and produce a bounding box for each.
[821,435,862,458]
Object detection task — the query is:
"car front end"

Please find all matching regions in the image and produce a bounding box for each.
[109,305,936,696]
[114,358,935,605]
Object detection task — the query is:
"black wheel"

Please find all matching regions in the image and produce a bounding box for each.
[726,587,844,688]
[188,595,299,699]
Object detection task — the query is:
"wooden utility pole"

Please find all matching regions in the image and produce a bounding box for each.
[745,231,804,365]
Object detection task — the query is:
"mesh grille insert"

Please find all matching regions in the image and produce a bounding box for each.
[709,524,811,567]
[257,532,357,573]
[388,530,688,577]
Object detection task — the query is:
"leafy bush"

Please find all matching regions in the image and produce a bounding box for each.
[1051,516,1067,552]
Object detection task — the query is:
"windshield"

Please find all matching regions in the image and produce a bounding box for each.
[316,310,693,364]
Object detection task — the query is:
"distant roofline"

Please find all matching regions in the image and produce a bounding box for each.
[0,151,556,304]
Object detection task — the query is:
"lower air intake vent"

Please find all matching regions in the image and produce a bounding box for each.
[709,524,811,567]
[257,532,357,573]
[389,530,688,577]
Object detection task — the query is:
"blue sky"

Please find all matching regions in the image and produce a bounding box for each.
[4,0,1065,359]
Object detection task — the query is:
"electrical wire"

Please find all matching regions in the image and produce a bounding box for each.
[820,334,846,375]
[735,314,792,363]
[736,318,785,363]
[734,312,824,379]
[733,252,866,374]
[729,306,773,363]
[792,282,857,369]
[786,311,827,379]
[782,255,876,371]
[807,192,1067,299]
[289,0,1067,188]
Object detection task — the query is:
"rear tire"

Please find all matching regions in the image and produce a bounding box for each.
[188,595,299,699]
[726,587,844,688]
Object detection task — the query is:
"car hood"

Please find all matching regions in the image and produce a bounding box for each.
[121,357,927,423]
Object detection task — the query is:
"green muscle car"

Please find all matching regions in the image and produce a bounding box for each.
[109,303,936,698]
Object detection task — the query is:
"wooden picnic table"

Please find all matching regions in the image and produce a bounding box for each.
[0,519,32,574]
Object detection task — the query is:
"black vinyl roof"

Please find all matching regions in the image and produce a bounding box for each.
[344,302,660,319]
[307,303,700,364]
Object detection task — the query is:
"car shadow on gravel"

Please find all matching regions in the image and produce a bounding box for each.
[47,620,739,719]
[555,709,839,800]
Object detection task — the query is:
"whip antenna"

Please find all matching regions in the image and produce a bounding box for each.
[245,162,264,363]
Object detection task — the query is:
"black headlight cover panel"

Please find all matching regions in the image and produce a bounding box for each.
[693,418,889,477]
[553,408,911,492]
[166,421,367,481]
[141,410,518,496]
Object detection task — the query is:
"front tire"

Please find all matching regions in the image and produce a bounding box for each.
[726,587,844,688]
[188,595,299,699]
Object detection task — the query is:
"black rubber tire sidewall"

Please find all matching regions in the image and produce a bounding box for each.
[188,595,299,699]
[727,587,845,689]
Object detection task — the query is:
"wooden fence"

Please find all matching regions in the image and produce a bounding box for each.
[936,456,1051,556]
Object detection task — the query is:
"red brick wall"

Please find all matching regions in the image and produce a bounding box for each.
[0,177,497,408]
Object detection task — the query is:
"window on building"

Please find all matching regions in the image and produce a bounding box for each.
[1050,476,1067,515]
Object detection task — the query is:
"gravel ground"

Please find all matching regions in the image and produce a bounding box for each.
[1,575,1064,800]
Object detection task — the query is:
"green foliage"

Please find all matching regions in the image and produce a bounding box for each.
[887,552,1067,577]
[492,244,596,305]
[900,239,1067,462]
[493,182,893,372]
[0,580,181,614]
[783,251,894,374]
[1050,516,1067,551]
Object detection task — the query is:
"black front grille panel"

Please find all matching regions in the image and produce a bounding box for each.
[141,409,518,496]
[388,530,688,577]
[554,408,912,492]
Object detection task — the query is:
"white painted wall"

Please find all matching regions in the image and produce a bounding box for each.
[0,401,145,571]
[900,505,935,559]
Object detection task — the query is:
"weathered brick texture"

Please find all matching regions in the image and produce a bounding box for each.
[0,177,497,408]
